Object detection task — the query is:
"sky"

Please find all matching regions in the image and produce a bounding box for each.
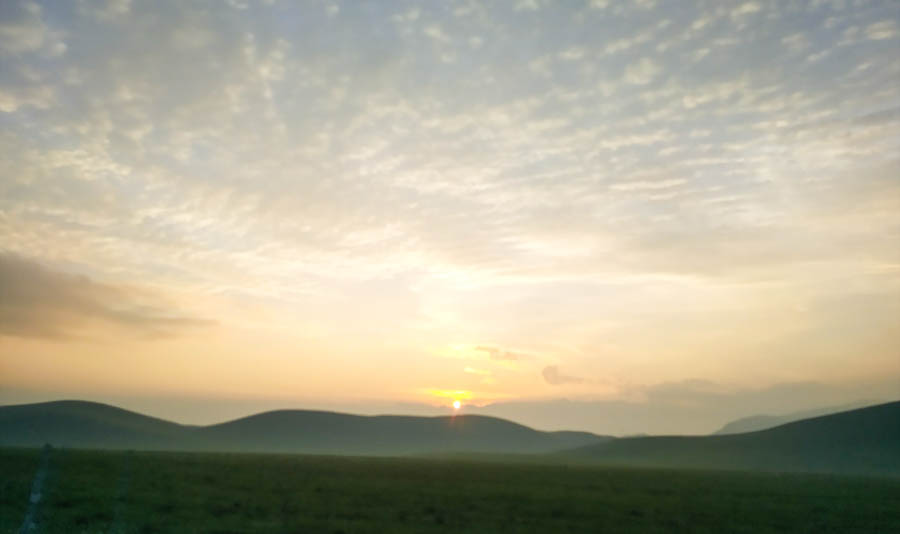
[1,0,898,435]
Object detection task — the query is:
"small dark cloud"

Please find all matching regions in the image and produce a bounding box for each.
[542,365,584,385]
[475,346,530,361]
[0,253,214,340]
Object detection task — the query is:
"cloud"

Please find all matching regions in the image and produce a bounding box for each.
[603,24,659,56]
[0,0,65,56]
[780,33,809,53]
[610,178,686,191]
[0,253,214,339]
[865,20,897,41]
[423,25,450,43]
[514,0,540,12]
[0,83,54,112]
[558,47,585,62]
[475,346,530,361]
[0,0,898,405]
[633,0,657,9]
[464,366,491,376]
[624,57,660,85]
[542,365,584,385]
[731,2,762,20]
[1,0,896,297]
[79,0,132,21]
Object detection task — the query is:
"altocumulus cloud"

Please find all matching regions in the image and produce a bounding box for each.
[0,253,214,339]
[0,0,897,410]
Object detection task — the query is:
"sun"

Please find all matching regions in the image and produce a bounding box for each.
[452,400,461,410]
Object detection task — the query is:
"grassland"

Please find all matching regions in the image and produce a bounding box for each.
[2,447,899,533]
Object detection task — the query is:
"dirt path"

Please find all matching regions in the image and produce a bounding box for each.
[18,444,53,534]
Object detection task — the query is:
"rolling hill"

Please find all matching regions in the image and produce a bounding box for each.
[0,400,609,455]
[563,401,900,476]
[713,400,881,434]
[5,400,898,475]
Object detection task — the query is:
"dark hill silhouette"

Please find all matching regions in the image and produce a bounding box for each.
[0,400,197,450]
[563,401,900,476]
[0,400,608,455]
[203,410,607,455]
[713,400,880,435]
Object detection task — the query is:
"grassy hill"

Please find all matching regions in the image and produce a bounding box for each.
[563,401,900,476]
[0,400,608,455]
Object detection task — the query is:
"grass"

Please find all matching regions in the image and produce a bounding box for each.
[1,447,899,533]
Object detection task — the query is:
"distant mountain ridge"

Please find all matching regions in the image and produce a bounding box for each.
[5,400,899,476]
[563,401,900,476]
[713,400,881,435]
[0,400,610,456]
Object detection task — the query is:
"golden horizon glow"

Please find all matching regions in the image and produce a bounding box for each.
[425,390,474,401]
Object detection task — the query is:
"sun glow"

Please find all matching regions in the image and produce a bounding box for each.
[425,389,473,401]
[453,400,461,410]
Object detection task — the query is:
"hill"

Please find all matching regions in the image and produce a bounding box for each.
[563,401,900,476]
[713,400,881,434]
[0,400,609,455]
[0,400,197,450]
[201,410,607,455]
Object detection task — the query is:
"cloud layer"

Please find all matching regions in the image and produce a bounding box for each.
[0,253,213,339]
[0,0,898,423]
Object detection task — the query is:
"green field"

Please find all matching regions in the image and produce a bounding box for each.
[2,448,899,533]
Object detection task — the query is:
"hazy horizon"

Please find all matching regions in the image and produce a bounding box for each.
[1,385,895,436]
[2,0,899,436]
